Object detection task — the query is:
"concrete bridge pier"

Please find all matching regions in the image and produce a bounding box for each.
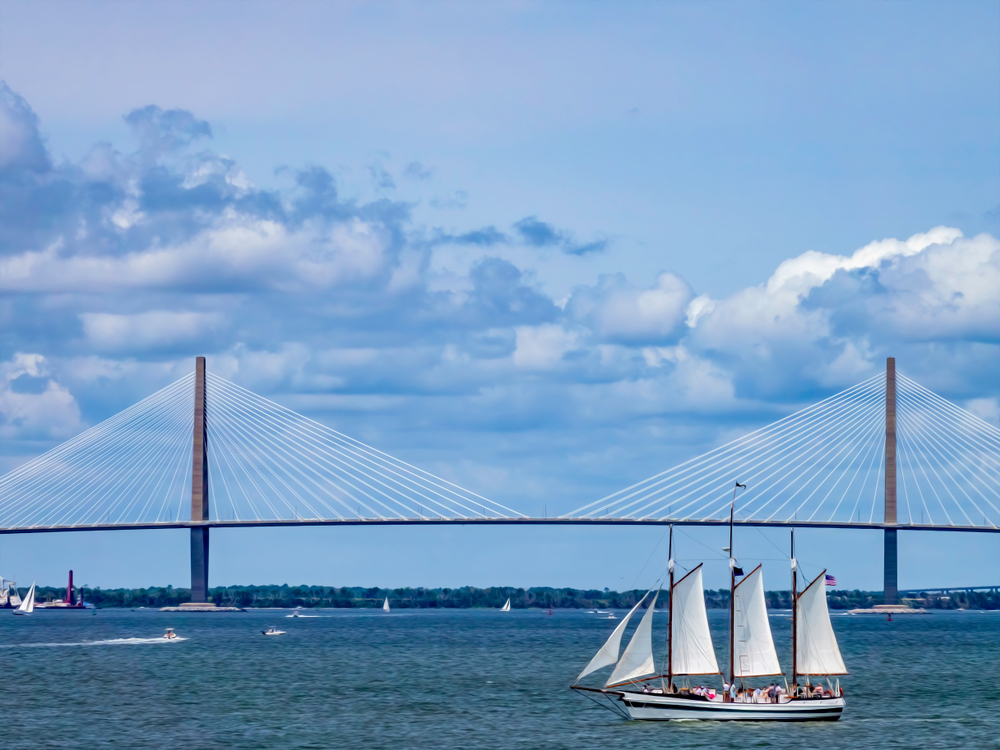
[191,356,210,603]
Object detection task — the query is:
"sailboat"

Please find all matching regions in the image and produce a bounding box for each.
[382,597,390,612]
[13,583,35,616]
[501,598,511,612]
[571,483,847,721]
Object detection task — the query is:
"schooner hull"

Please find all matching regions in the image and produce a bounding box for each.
[616,692,845,722]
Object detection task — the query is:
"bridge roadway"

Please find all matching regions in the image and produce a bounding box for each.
[2,517,998,534]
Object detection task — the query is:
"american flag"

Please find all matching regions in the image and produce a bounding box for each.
[825,574,837,587]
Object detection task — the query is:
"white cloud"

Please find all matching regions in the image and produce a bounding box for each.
[80,310,227,352]
[567,271,693,343]
[513,324,579,370]
[0,354,83,440]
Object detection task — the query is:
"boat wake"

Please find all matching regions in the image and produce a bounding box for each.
[0,637,188,648]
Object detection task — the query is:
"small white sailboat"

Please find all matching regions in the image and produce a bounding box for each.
[13,583,34,616]
[501,598,511,612]
[571,484,847,722]
[382,597,390,612]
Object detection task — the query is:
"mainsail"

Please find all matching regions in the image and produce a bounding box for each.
[796,570,848,676]
[671,565,719,675]
[501,598,511,612]
[606,589,660,686]
[732,566,782,677]
[15,583,34,615]
[382,597,390,612]
[574,591,649,684]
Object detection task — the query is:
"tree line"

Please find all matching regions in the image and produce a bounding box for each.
[33,584,1000,610]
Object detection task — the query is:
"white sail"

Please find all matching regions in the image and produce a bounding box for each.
[382,597,390,612]
[501,598,511,612]
[574,591,649,684]
[671,565,719,675]
[606,589,660,686]
[15,583,34,615]
[796,571,848,676]
[732,566,782,677]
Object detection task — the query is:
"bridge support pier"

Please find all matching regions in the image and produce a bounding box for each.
[191,527,209,602]
[884,357,898,605]
[190,356,210,603]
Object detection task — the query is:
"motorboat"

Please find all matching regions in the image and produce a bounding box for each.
[262,626,286,636]
[163,628,178,640]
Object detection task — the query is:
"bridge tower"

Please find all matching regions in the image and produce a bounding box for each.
[884,357,898,604]
[190,356,210,603]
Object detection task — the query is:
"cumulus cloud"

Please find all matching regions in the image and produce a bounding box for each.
[0,81,996,480]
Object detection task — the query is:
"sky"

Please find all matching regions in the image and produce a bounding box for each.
[0,0,998,593]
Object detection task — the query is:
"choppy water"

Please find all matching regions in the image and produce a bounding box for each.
[1,607,997,749]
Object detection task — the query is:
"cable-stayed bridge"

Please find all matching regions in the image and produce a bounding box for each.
[0,357,997,604]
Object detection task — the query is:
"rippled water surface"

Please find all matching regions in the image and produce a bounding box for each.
[1,607,997,749]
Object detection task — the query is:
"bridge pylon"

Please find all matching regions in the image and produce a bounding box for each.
[190,356,210,603]
[884,356,898,605]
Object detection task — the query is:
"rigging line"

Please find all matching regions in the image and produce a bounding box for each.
[897,375,1000,449]
[628,386,886,521]
[5,392,191,528]
[897,398,999,525]
[0,374,194,493]
[825,414,887,523]
[803,411,888,522]
[631,527,670,590]
[568,373,885,516]
[207,374,522,518]
[675,527,728,559]
[896,387,1000,488]
[582,378,887,518]
[869,441,884,525]
[678,395,885,523]
[210,399,407,522]
[207,385,464,519]
[208,381,485,519]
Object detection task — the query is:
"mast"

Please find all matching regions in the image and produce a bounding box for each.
[728,481,745,688]
[667,524,674,692]
[791,528,797,684]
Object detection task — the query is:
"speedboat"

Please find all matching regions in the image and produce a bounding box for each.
[163,628,178,640]
[262,626,286,636]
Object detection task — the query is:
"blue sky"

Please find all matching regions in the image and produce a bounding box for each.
[0,0,998,593]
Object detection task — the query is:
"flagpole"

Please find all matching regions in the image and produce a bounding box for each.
[791,527,797,689]
[666,524,674,694]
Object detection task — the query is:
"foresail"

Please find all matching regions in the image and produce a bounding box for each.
[671,565,719,675]
[796,571,848,676]
[732,566,782,677]
[574,591,649,684]
[606,589,660,686]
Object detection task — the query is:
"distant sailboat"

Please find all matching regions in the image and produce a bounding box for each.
[13,583,34,616]
[382,597,390,612]
[501,598,511,612]
[571,485,848,721]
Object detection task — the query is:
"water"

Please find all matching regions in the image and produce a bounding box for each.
[2,608,998,749]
